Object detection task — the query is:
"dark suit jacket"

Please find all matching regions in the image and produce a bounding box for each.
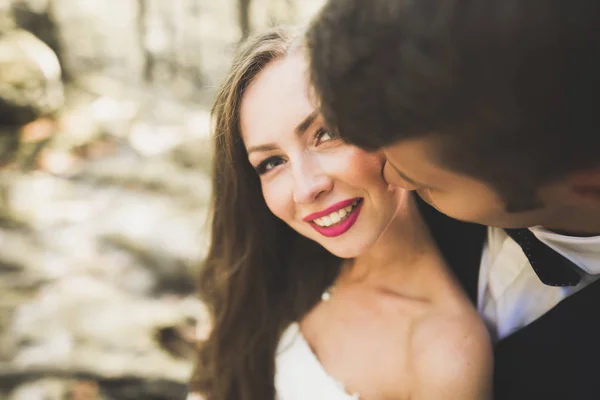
[417,196,600,400]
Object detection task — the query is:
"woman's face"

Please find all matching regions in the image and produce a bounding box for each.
[240,54,400,258]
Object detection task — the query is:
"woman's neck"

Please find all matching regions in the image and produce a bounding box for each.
[349,192,431,279]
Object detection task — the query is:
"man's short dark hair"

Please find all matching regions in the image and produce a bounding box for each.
[307,0,600,205]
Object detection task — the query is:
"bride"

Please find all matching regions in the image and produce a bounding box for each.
[189,27,492,400]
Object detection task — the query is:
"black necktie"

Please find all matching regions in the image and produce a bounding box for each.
[504,228,581,287]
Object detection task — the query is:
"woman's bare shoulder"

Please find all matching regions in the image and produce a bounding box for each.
[408,309,493,400]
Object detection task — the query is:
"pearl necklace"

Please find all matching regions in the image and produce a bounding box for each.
[321,285,335,301]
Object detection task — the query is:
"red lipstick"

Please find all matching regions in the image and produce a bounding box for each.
[305,198,363,238]
[303,198,360,222]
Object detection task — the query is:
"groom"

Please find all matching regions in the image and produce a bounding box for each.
[307,0,600,398]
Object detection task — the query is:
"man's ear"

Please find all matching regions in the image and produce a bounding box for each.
[569,167,600,207]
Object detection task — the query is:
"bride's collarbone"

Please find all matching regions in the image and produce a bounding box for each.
[296,267,487,399]
[326,277,462,316]
[302,287,440,362]
[300,303,487,400]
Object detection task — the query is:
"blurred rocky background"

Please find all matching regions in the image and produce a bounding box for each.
[0,0,324,399]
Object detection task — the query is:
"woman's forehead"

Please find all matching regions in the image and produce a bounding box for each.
[240,55,314,146]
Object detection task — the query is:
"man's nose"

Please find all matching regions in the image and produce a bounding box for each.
[382,161,418,191]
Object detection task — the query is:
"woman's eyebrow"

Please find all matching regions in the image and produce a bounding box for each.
[247,111,318,155]
[247,143,277,155]
[294,111,318,136]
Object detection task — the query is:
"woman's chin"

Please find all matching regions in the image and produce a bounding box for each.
[322,243,367,259]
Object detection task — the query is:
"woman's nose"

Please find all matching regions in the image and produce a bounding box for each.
[292,158,333,204]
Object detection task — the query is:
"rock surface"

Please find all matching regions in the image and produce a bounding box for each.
[0,29,63,125]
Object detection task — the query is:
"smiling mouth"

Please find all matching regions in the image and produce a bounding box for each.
[312,199,362,227]
[308,199,364,238]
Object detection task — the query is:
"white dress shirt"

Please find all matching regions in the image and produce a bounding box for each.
[478,226,600,341]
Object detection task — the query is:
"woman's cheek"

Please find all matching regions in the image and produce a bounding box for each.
[322,146,384,183]
[261,176,294,222]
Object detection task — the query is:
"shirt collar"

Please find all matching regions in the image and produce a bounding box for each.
[530,226,600,275]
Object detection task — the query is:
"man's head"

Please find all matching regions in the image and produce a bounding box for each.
[307,0,600,232]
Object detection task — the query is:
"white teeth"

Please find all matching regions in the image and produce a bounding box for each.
[330,212,341,223]
[311,200,361,227]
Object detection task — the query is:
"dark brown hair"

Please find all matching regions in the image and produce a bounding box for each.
[190,27,340,400]
[307,0,600,209]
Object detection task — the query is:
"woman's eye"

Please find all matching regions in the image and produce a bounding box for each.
[255,157,284,175]
[315,128,339,145]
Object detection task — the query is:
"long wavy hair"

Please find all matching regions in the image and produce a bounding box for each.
[190,27,341,400]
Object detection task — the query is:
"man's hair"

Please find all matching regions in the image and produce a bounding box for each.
[307,0,600,206]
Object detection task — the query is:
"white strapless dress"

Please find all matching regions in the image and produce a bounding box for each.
[275,323,361,400]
